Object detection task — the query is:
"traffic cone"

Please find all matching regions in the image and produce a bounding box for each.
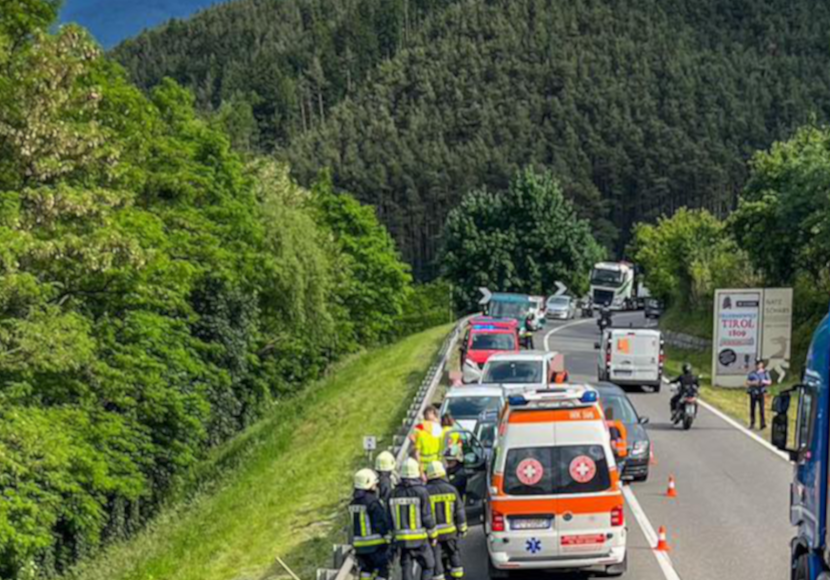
[666,475,677,498]
[655,526,671,552]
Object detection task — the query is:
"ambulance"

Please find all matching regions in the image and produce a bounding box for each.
[485,386,627,578]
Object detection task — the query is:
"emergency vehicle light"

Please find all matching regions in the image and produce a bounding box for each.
[472,324,498,330]
[580,391,599,403]
[508,395,529,406]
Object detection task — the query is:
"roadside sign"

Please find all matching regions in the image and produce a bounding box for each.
[363,436,377,452]
[479,287,492,305]
[712,288,792,387]
[554,281,567,296]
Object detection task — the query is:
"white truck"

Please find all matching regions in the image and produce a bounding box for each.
[590,261,636,310]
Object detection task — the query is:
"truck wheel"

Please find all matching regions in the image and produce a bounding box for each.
[794,553,809,580]
[488,559,509,580]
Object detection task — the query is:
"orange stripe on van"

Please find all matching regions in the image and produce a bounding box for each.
[507,408,601,423]
[489,494,622,516]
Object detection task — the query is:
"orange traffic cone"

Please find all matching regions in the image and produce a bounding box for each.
[666,475,677,498]
[655,526,671,552]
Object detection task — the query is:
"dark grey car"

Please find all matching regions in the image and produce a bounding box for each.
[595,382,651,482]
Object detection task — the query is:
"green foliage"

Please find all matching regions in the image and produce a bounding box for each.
[631,208,755,311]
[440,168,603,311]
[731,126,830,286]
[0,6,416,577]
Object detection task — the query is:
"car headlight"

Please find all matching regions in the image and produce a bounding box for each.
[631,440,649,457]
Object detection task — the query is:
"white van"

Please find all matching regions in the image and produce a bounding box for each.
[596,328,664,391]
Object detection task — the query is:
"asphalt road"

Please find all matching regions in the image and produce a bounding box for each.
[458,312,794,580]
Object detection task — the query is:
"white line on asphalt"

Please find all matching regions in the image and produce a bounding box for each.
[543,318,594,351]
[660,377,791,463]
[622,486,682,580]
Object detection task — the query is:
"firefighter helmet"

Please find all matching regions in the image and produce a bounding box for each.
[375,451,396,473]
[426,461,447,480]
[354,468,379,491]
[400,458,421,479]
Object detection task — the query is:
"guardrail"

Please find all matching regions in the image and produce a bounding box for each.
[315,318,468,580]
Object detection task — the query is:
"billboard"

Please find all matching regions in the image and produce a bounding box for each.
[712,288,792,387]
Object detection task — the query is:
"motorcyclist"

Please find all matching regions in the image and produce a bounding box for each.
[598,305,613,330]
[670,363,699,415]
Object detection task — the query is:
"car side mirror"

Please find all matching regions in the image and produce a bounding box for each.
[594,342,601,350]
[772,392,791,414]
[771,390,799,461]
[639,416,650,425]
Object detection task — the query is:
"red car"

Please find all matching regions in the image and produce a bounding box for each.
[461,327,519,382]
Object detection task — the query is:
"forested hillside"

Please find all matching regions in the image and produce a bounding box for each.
[115,0,830,278]
[0,3,439,576]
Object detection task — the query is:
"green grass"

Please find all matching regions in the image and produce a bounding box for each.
[66,324,453,580]
[660,306,713,339]
[664,345,796,439]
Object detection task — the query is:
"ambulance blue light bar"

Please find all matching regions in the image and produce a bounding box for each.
[508,395,529,406]
[580,390,598,403]
[472,324,499,330]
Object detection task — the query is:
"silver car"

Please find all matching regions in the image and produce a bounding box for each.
[545,295,575,320]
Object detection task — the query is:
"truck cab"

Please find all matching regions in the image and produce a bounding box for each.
[771,308,830,579]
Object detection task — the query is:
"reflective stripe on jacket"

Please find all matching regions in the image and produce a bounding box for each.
[426,478,467,540]
[349,490,391,554]
[389,479,436,547]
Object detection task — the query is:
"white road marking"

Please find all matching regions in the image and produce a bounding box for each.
[661,377,791,463]
[543,318,594,351]
[623,486,682,580]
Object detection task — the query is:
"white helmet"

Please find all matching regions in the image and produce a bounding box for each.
[375,451,396,473]
[400,458,421,479]
[426,461,446,480]
[354,468,379,491]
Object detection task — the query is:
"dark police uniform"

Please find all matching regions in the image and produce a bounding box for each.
[426,477,468,580]
[390,479,437,580]
[350,489,392,580]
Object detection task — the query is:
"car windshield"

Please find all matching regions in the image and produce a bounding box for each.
[601,393,639,424]
[547,296,570,308]
[504,445,611,495]
[489,300,531,320]
[483,360,544,384]
[591,269,623,286]
[471,333,516,351]
[446,396,502,419]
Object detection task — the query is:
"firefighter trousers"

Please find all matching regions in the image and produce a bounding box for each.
[356,549,390,580]
[432,539,463,580]
[400,544,434,580]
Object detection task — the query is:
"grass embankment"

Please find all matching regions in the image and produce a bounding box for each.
[67,324,453,580]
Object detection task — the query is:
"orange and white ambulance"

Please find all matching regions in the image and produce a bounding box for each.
[485,386,627,578]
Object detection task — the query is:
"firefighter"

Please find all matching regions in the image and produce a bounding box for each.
[375,450,398,508]
[425,461,467,580]
[390,458,437,580]
[349,469,392,580]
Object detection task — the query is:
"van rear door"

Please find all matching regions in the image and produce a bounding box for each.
[610,331,660,383]
[553,444,618,558]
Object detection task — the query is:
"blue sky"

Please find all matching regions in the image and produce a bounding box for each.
[60,0,222,48]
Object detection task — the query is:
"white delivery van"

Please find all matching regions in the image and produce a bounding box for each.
[596,328,664,391]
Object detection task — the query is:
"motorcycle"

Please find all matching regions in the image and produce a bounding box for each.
[670,382,699,430]
[597,309,612,332]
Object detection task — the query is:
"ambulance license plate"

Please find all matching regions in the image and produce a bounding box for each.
[510,517,551,530]
[614,369,633,375]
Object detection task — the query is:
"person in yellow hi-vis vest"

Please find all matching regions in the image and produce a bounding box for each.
[412,406,444,471]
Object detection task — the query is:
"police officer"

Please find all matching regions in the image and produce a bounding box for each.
[350,469,392,580]
[375,451,398,507]
[443,445,467,500]
[390,458,437,580]
[669,363,699,417]
[747,359,772,430]
[426,461,468,580]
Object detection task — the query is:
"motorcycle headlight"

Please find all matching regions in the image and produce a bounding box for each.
[631,440,649,457]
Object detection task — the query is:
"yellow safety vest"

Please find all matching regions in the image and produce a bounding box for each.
[416,421,444,467]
